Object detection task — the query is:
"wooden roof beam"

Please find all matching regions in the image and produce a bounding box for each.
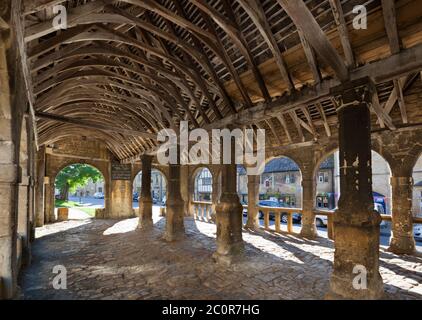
[35,112,158,140]
[276,0,349,82]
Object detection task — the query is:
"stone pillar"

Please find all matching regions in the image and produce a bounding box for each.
[213,136,244,265]
[18,175,31,266]
[109,180,133,219]
[45,178,55,223]
[180,165,190,217]
[35,146,45,227]
[0,19,18,299]
[245,174,260,230]
[327,79,384,299]
[138,155,153,230]
[210,174,219,222]
[164,162,185,241]
[300,178,318,239]
[0,163,18,300]
[388,176,415,254]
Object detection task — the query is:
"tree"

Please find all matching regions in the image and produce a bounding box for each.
[55,164,103,200]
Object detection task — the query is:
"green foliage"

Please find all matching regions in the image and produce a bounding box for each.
[55,164,103,197]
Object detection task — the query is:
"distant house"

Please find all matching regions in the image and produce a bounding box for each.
[414,180,422,217]
[237,156,335,209]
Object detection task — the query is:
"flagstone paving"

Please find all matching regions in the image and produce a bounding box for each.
[19,210,422,300]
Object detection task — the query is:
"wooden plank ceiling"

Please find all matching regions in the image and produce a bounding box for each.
[18,0,422,161]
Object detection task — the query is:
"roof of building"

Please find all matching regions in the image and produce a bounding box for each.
[238,155,334,175]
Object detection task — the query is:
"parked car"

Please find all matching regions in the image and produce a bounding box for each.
[93,192,104,199]
[414,224,422,241]
[315,214,328,227]
[258,200,301,223]
[133,192,139,201]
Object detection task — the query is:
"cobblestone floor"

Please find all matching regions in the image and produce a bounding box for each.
[19,210,422,300]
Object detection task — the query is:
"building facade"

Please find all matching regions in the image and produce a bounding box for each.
[133,170,167,203]
[237,156,335,208]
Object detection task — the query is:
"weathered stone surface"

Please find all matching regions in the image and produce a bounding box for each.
[164,164,185,242]
[389,176,416,254]
[138,155,153,230]
[327,80,384,300]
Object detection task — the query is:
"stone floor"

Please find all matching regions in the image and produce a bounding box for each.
[19,209,422,300]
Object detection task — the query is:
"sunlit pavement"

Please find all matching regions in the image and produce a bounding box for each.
[66,198,422,252]
[20,207,422,300]
[241,216,422,253]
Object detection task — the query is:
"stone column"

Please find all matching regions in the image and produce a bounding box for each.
[213,136,244,265]
[210,174,219,222]
[245,174,260,230]
[327,79,384,299]
[45,179,55,223]
[164,162,185,241]
[18,175,30,266]
[138,155,153,230]
[35,146,45,227]
[180,165,190,217]
[300,178,318,239]
[109,180,133,219]
[388,176,416,254]
[0,162,18,300]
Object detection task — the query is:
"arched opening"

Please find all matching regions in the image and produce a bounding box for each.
[54,164,105,219]
[315,150,392,239]
[236,165,247,205]
[412,153,422,250]
[194,167,213,202]
[191,167,213,221]
[238,156,302,230]
[132,169,167,209]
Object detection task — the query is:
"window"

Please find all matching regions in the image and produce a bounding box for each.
[202,177,212,185]
[285,173,295,184]
[98,187,103,193]
[318,172,328,183]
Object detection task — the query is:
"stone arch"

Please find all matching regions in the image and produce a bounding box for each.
[412,153,422,217]
[313,148,393,214]
[258,154,303,208]
[52,161,108,218]
[132,167,168,207]
[192,166,213,202]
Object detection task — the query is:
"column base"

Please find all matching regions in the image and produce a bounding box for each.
[244,219,259,231]
[388,235,415,255]
[212,244,244,267]
[327,211,384,300]
[138,199,153,230]
[300,211,318,239]
[300,225,318,239]
[164,200,185,242]
[214,197,244,265]
[163,231,185,242]
[326,272,384,300]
